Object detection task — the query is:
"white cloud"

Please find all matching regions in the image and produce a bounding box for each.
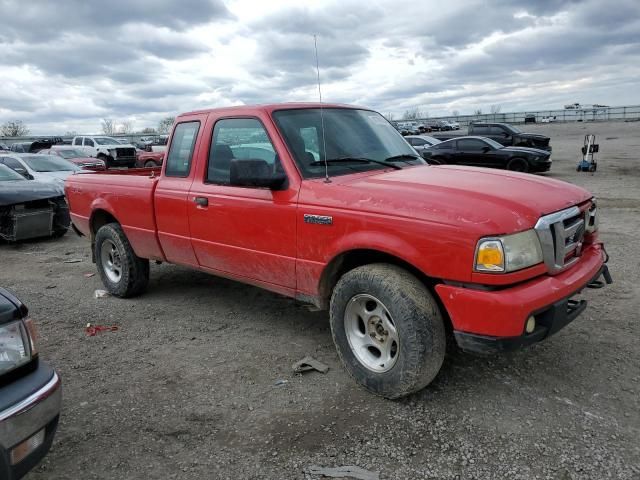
[0,0,638,134]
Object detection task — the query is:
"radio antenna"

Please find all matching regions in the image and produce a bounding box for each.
[314,34,330,183]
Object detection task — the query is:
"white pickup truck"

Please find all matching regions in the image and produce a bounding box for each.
[71,136,137,168]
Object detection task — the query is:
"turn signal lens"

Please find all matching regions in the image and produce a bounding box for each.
[475,240,505,272]
[23,318,38,357]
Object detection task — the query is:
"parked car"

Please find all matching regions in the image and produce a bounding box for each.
[395,122,420,136]
[41,147,106,171]
[421,136,551,172]
[0,143,9,151]
[426,120,453,131]
[405,135,441,154]
[0,164,70,241]
[8,138,63,154]
[447,121,460,130]
[136,150,164,168]
[66,103,609,399]
[0,154,81,188]
[416,123,432,133]
[469,123,551,150]
[0,287,62,479]
[71,136,136,168]
[540,116,557,123]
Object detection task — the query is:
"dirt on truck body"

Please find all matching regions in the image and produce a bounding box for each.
[65,103,610,399]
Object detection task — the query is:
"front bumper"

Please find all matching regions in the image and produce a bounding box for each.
[0,364,61,480]
[435,244,609,354]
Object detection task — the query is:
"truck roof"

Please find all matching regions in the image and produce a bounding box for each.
[178,102,365,118]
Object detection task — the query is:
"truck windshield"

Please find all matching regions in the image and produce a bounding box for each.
[21,155,80,172]
[273,108,425,179]
[94,137,120,145]
[506,124,522,134]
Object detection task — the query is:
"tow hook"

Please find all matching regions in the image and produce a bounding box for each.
[587,264,613,289]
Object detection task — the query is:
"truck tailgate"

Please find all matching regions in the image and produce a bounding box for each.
[65,170,164,260]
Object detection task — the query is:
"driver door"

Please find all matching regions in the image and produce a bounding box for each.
[187,116,298,291]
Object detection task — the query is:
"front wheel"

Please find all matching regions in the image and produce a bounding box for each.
[95,223,149,297]
[330,264,446,399]
[506,157,529,172]
[144,160,157,168]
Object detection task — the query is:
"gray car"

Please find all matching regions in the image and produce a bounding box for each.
[405,135,442,153]
[0,288,61,480]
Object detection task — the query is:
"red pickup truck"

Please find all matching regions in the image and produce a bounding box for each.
[65,103,611,398]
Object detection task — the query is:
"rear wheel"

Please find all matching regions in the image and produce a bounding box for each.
[330,264,446,399]
[95,223,149,297]
[507,157,529,172]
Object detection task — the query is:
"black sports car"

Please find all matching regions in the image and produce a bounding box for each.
[421,136,552,173]
[0,165,70,241]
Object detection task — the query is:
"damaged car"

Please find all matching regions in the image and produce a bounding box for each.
[0,165,70,242]
[0,154,81,188]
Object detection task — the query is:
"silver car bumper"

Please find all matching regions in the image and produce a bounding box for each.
[0,372,62,449]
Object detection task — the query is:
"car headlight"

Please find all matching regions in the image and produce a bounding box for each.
[475,230,543,273]
[0,319,36,376]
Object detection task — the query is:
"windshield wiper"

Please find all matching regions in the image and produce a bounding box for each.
[384,154,421,163]
[309,157,402,170]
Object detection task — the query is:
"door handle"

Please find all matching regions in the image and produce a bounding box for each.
[194,196,208,207]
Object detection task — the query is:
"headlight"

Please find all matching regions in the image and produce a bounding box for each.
[0,320,33,376]
[475,230,543,273]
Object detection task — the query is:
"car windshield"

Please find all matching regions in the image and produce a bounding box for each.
[273,108,425,179]
[21,155,80,172]
[93,137,120,145]
[0,164,25,181]
[483,138,506,149]
[505,124,522,134]
[55,149,85,159]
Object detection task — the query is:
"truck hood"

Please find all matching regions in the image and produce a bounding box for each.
[332,165,591,235]
[517,133,550,141]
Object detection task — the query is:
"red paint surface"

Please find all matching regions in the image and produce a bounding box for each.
[65,103,604,338]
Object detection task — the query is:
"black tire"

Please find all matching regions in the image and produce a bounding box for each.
[330,263,446,399]
[97,154,110,169]
[429,157,444,165]
[94,223,149,297]
[506,157,529,172]
[144,160,157,168]
[51,228,68,239]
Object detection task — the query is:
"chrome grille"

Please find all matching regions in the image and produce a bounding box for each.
[534,206,585,274]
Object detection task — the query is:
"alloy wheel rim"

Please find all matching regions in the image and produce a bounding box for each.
[100,239,122,283]
[344,294,399,373]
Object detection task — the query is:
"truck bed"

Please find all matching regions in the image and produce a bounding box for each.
[65,169,164,260]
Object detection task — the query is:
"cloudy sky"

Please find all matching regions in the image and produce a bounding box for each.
[1,0,639,135]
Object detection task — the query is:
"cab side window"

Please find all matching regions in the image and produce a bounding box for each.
[207,118,280,185]
[84,138,95,147]
[165,122,200,177]
[74,137,83,146]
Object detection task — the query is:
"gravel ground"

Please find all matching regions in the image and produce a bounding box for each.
[2,121,639,480]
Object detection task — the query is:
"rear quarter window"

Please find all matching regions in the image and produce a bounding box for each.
[165,122,200,177]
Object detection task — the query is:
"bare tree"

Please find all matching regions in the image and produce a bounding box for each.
[402,107,428,120]
[119,121,133,134]
[65,130,78,136]
[384,112,395,122]
[490,105,502,114]
[101,118,116,135]
[157,116,175,134]
[451,110,460,117]
[141,127,156,134]
[473,109,483,115]
[1,120,30,137]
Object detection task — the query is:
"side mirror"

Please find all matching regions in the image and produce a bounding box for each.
[481,146,491,153]
[229,159,287,190]
[503,131,510,137]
